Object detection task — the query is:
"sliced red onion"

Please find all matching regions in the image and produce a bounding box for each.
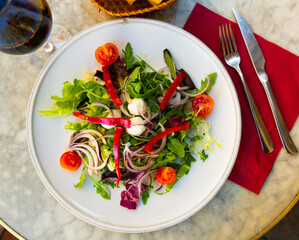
[82,155,109,171]
[168,92,190,108]
[153,67,170,82]
[123,150,156,173]
[79,102,113,118]
[70,129,107,145]
[90,102,112,116]
[75,151,93,176]
[178,86,190,91]
[125,144,158,158]
[138,107,153,125]
[166,73,190,91]
[180,74,210,97]
[130,120,148,126]
[69,131,106,162]
[144,128,157,137]
[70,133,101,160]
[71,143,99,167]
[154,181,163,192]
[123,151,140,173]
[137,169,156,197]
[153,180,167,194]
[70,147,94,175]
[151,124,167,154]
[149,100,161,121]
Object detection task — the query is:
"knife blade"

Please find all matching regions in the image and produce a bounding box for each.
[233,8,298,155]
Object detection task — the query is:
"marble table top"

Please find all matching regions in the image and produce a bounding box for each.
[0,0,298,239]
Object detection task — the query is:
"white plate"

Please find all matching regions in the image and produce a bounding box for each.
[27,19,241,233]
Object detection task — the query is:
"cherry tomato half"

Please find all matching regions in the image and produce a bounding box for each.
[95,43,119,66]
[192,94,214,118]
[60,151,82,171]
[156,166,177,185]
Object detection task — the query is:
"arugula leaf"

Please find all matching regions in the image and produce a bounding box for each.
[159,108,183,125]
[197,72,217,93]
[183,151,196,168]
[141,186,151,205]
[38,79,110,116]
[104,181,116,189]
[135,55,155,71]
[73,167,86,188]
[131,82,142,93]
[128,67,141,83]
[200,150,208,161]
[65,121,89,130]
[167,138,185,158]
[122,42,135,70]
[90,177,110,200]
[127,85,161,98]
[152,150,176,169]
[146,99,160,113]
[179,130,188,142]
[177,164,191,178]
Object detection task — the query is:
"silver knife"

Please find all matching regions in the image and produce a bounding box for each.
[233,8,298,155]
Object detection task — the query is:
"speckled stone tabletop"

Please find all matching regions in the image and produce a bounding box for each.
[0,0,298,239]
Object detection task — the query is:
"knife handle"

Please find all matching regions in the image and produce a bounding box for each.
[236,67,274,153]
[262,80,298,154]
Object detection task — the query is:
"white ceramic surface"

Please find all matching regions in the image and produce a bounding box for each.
[27,18,241,232]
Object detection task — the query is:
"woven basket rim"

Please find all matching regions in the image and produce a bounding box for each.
[91,0,176,17]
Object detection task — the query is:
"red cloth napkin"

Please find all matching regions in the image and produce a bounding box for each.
[183,3,299,194]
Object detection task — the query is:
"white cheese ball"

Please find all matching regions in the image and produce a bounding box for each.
[101,109,122,129]
[126,117,146,136]
[127,98,147,116]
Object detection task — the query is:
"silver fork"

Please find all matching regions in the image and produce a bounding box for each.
[219,23,274,153]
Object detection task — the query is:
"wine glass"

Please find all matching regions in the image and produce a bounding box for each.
[0,0,71,69]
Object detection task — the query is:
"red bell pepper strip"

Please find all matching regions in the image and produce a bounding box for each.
[144,122,190,153]
[73,111,131,128]
[160,70,188,110]
[102,65,122,106]
[113,127,124,187]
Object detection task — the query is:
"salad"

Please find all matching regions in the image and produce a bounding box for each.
[38,42,218,210]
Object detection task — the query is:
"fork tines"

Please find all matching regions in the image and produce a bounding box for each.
[219,23,238,56]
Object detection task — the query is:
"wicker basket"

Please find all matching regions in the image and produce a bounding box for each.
[91,0,176,17]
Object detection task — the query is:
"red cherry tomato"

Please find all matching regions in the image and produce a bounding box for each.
[60,151,82,171]
[156,166,177,185]
[192,94,214,118]
[95,43,119,66]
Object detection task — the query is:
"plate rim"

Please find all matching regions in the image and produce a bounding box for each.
[26,18,242,233]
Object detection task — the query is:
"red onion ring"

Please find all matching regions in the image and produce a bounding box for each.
[70,144,99,167]
[137,169,156,197]
[70,129,107,145]
[153,67,170,82]
[180,74,210,97]
[70,147,94,175]
[125,144,158,158]
[151,123,167,154]
[123,150,156,173]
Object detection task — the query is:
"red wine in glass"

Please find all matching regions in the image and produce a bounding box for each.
[0,0,53,55]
